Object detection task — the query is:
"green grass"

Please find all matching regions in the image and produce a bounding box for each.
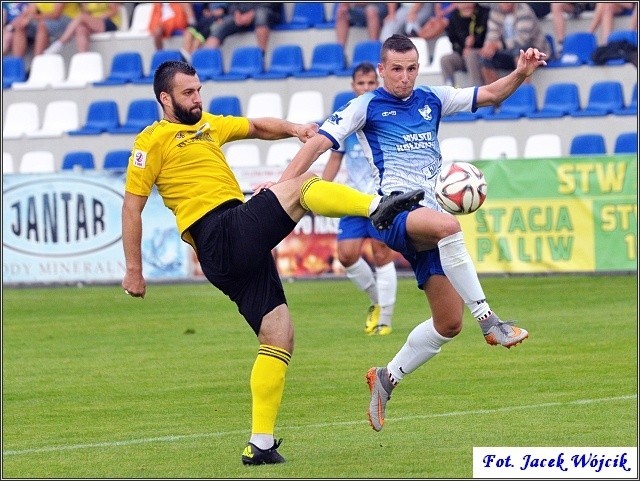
[2,274,637,478]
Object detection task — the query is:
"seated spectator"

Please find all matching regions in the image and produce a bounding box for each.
[550,2,595,52]
[149,2,190,50]
[397,2,434,37]
[335,3,392,47]
[11,2,80,57]
[44,3,121,54]
[180,2,227,60]
[415,2,456,40]
[589,2,635,45]
[2,2,29,55]
[479,2,551,85]
[440,3,490,87]
[203,2,280,54]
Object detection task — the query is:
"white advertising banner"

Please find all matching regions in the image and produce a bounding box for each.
[2,172,191,284]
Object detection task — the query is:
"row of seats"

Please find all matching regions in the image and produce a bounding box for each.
[4,26,638,90]
[443,81,637,122]
[5,130,635,175]
[5,77,637,140]
[3,149,130,174]
[443,132,638,162]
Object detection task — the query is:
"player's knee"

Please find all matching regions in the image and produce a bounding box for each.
[439,214,462,239]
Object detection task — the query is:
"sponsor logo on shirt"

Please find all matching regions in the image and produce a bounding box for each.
[327,113,343,125]
[381,110,397,116]
[133,149,147,168]
[418,104,432,121]
[396,132,436,152]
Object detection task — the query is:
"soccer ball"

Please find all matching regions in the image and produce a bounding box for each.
[435,162,487,215]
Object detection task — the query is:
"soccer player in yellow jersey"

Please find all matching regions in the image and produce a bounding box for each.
[121,61,423,465]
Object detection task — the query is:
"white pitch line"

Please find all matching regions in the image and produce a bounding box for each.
[3,394,636,457]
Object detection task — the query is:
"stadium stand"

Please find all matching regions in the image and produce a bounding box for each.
[19,151,56,173]
[293,42,345,77]
[480,135,519,160]
[571,80,625,117]
[68,100,121,136]
[209,96,243,116]
[26,100,80,139]
[409,37,430,74]
[106,99,159,134]
[246,92,284,118]
[569,133,607,155]
[61,151,96,171]
[11,54,65,90]
[2,56,26,89]
[613,132,638,154]
[332,90,356,112]
[51,52,105,89]
[133,49,184,84]
[94,51,145,86]
[254,44,306,79]
[191,48,225,81]
[3,152,15,174]
[224,143,262,168]
[440,137,475,163]
[3,102,40,139]
[547,32,597,67]
[103,150,131,170]
[265,140,302,166]
[523,133,563,158]
[528,82,581,118]
[213,46,264,81]
[274,2,326,30]
[286,90,325,124]
[485,84,538,120]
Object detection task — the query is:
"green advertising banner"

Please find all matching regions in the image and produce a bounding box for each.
[458,155,637,274]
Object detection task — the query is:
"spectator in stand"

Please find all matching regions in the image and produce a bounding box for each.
[43,3,121,54]
[149,2,190,50]
[180,3,227,60]
[550,2,596,54]
[479,3,551,85]
[2,2,29,55]
[589,2,636,45]
[414,2,456,40]
[527,2,551,19]
[203,3,280,54]
[440,2,490,87]
[11,2,80,57]
[380,3,434,39]
[335,3,393,48]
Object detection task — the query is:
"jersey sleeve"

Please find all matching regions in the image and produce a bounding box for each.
[425,85,479,116]
[318,94,370,150]
[210,114,250,146]
[125,126,163,197]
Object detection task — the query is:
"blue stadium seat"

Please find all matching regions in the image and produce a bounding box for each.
[61,151,95,170]
[485,84,537,120]
[2,56,26,89]
[68,100,120,136]
[336,40,382,76]
[212,46,264,81]
[607,29,638,47]
[614,132,638,154]
[254,44,305,79]
[293,43,345,78]
[571,80,625,117]
[208,95,242,116]
[548,32,597,67]
[103,150,130,170]
[569,133,607,155]
[274,2,326,30]
[332,91,356,112]
[614,82,637,116]
[107,99,159,134]
[93,51,145,85]
[132,49,183,84]
[191,48,224,81]
[529,82,581,118]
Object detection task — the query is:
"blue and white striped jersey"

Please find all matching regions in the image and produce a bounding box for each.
[319,85,479,210]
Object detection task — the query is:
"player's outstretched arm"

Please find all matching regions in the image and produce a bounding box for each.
[476,47,547,107]
[122,192,148,299]
[248,118,318,142]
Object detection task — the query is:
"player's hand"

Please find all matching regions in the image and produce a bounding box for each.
[252,181,275,196]
[295,123,319,143]
[518,47,547,76]
[122,272,146,299]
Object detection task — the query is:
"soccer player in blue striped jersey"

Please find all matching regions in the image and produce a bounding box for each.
[275,34,547,431]
[322,62,398,336]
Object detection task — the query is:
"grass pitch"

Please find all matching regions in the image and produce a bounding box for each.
[2,274,637,478]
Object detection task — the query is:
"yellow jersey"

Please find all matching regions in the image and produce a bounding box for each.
[125,112,251,247]
[36,3,80,18]
[83,3,122,28]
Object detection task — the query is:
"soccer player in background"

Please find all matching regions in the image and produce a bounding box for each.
[271,34,547,432]
[120,60,422,464]
[322,61,398,336]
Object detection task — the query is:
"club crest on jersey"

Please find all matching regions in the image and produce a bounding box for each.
[418,104,432,121]
[133,149,147,168]
[327,113,343,125]
[175,132,185,139]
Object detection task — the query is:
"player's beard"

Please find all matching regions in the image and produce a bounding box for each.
[171,97,202,125]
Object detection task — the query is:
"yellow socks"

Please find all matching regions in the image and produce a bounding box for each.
[250,345,291,436]
[300,176,376,218]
